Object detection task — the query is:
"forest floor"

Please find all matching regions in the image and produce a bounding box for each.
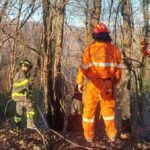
[0,128,150,150]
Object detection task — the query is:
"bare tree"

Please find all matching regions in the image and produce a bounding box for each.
[0,0,10,23]
[42,0,69,128]
[84,0,101,45]
[139,0,150,129]
[119,0,133,120]
[140,0,150,90]
[42,0,54,126]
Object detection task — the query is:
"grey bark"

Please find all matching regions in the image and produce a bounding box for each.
[84,0,101,46]
[120,0,132,119]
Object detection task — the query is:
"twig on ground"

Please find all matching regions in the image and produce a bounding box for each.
[57,143,70,150]
[34,128,49,150]
[50,128,93,150]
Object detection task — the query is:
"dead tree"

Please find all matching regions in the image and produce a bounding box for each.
[53,0,69,130]
[42,0,68,129]
[139,0,150,91]
[84,0,101,45]
[120,0,132,123]
[42,0,54,127]
[0,0,10,23]
[140,0,150,129]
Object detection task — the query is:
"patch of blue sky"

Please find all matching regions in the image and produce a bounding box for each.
[131,0,144,24]
[7,0,42,22]
[27,7,42,22]
[65,0,85,27]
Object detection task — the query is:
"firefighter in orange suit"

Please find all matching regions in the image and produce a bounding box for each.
[76,23,122,143]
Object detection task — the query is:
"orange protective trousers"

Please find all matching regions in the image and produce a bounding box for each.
[82,78,117,140]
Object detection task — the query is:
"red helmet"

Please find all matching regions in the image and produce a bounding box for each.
[93,23,109,34]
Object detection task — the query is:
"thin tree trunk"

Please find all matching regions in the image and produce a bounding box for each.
[120,0,132,120]
[53,1,66,130]
[42,0,54,124]
[9,0,23,93]
[53,2,65,80]
[0,0,10,23]
[140,0,150,128]
[42,0,68,129]
[85,0,101,46]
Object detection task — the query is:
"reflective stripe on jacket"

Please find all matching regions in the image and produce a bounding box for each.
[76,41,121,84]
[13,79,29,87]
[12,71,30,99]
[12,92,26,97]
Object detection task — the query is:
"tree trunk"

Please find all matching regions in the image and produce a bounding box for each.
[120,0,132,124]
[42,0,55,127]
[0,0,10,23]
[42,0,68,129]
[84,0,101,46]
[53,0,66,130]
[54,1,65,80]
[140,0,150,128]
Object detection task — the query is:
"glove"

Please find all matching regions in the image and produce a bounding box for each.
[78,84,84,93]
[26,90,33,99]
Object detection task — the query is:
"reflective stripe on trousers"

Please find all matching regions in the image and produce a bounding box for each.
[82,117,95,140]
[14,116,22,123]
[83,117,94,123]
[27,111,35,118]
[103,116,114,120]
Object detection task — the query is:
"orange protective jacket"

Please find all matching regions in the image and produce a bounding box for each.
[77,41,121,84]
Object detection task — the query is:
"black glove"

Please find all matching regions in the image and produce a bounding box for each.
[26,90,33,99]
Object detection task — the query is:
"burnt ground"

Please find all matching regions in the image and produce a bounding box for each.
[0,128,150,150]
[0,113,150,150]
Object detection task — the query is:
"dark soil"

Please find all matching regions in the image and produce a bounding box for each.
[0,128,150,150]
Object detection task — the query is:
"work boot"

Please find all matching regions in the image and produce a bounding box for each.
[86,138,93,143]
[13,116,22,129]
[107,133,116,143]
[107,135,116,143]
[27,118,36,129]
[109,137,116,142]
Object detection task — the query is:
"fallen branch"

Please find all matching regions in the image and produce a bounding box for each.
[50,128,93,150]
[34,128,49,150]
[57,143,70,150]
